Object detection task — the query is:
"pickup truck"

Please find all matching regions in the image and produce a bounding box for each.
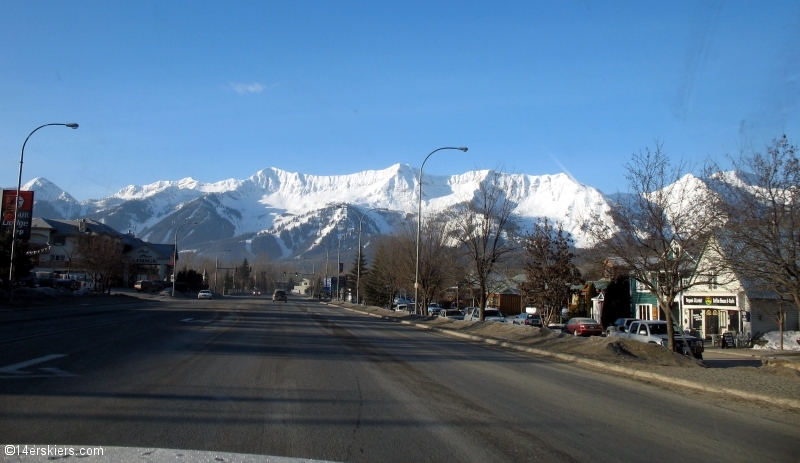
[623,320,704,359]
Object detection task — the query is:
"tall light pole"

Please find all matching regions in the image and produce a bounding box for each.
[355,207,387,305]
[7,123,78,301]
[171,221,197,297]
[414,147,467,314]
[336,225,344,301]
[215,249,230,293]
[316,242,329,297]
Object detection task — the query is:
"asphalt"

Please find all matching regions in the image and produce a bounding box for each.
[324,299,800,410]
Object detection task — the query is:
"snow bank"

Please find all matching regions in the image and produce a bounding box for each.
[753,331,800,351]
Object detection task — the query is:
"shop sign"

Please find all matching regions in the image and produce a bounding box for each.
[1,190,34,239]
[125,246,166,265]
[683,295,737,306]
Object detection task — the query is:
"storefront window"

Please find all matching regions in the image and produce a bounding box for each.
[727,310,739,333]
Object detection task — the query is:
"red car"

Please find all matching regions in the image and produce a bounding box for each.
[563,318,603,337]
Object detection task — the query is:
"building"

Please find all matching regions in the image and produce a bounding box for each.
[28,218,174,288]
[680,237,799,339]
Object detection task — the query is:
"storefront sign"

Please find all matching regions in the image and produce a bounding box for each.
[125,246,168,265]
[1,190,34,239]
[683,295,737,306]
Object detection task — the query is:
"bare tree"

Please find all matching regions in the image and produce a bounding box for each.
[74,234,125,293]
[447,171,520,321]
[522,218,582,326]
[583,143,725,350]
[391,214,457,315]
[711,135,800,349]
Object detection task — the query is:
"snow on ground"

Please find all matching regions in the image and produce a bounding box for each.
[753,331,800,351]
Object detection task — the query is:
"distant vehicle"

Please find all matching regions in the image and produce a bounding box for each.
[198,290,213,300]
[623,320,704,359]
[465,307,506,322]
[606,318,640,337]
[438,308,464,320]
[512,313,542,327]
[427,303,442,316]
[272,290,287,302]
[563,318,603,337]
[252,289,261,296]
[135,280,163,292]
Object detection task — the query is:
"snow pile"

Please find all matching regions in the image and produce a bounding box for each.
[752,331,800,351]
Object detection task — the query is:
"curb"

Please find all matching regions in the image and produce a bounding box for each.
[328,302,800,411]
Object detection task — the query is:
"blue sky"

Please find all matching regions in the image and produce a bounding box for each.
[1,1,797,200]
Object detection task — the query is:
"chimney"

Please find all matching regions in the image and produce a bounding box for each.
[78,219,87,233]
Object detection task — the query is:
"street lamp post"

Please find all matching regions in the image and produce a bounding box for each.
[215,249,231,293]
[317,242,330,297]
[7,123,78,301]
[414,147,467,314]
[355,207,387,305]
[171,222,197,297]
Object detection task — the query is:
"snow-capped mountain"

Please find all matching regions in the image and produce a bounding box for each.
[18,164,614,261]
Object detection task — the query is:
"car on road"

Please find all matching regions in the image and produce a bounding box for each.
[606,318,640,337]
[438,308,465,320]
[272,290,287,302]
[512,313,543,327]
[563,317,603,336]
[252,289,261,296]
[198,290,213,300]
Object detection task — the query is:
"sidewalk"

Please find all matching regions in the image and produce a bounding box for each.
[704,345,800,371]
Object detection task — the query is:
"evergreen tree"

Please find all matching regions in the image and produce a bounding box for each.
[346,252,368,303]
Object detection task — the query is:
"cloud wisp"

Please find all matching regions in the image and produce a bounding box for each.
[227,82,265,95]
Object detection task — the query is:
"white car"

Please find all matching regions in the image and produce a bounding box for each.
[464,307,507,322]
[198,290,213,300]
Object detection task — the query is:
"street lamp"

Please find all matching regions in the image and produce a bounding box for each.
[215,249,231,293]
[355,207,387,305]
[414,147,467,314]
[316,241,330,297]
[171,221,197,297]
[8,123,78,302]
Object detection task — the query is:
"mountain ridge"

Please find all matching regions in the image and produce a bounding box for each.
[16,165,615,261]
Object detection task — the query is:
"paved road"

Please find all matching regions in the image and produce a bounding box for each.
[1,296,798,462]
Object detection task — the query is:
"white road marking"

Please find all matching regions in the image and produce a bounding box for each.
[0,354,67,375]
[181,318,195,322]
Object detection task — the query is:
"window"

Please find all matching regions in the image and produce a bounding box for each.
[707,272,718,290]
[52,236,66,246]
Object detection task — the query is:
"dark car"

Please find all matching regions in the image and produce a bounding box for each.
[272,290,287,302]
[512,313,543,327]
[563,317,603,337]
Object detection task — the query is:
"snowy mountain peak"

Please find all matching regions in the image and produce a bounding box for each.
[23,178,77,203]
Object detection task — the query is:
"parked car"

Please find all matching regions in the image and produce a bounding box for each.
[272,290,287,302]
[135,280,163,292]
[438,308,465,320]
[563,317,603,336]
[198,290,213,300]
[465,307,506,322]
[623,320,704,359]
[427,303,442,316]
[512,313,543,327]
[606,318,640,337]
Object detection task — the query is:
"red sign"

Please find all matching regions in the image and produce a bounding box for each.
[2,190,35,239]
